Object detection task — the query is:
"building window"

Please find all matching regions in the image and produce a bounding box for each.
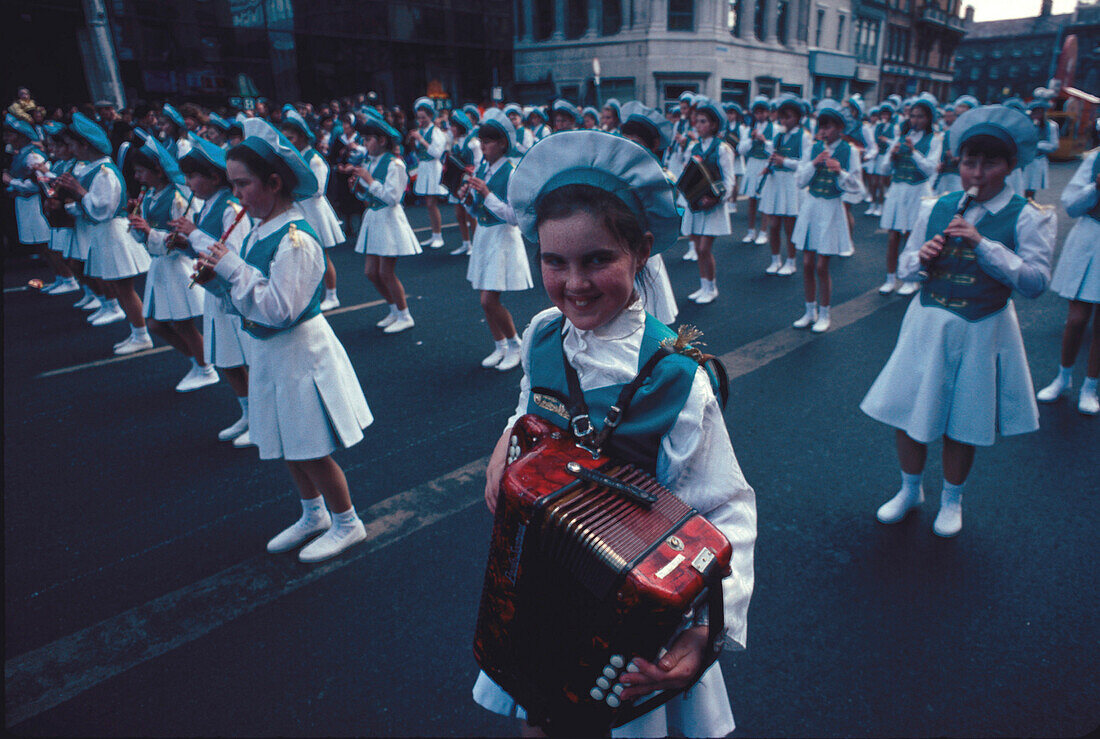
[602,0,622,35]
[722,79,751,106]
[668,0,694,31]
[780,83,803,96]
[855,17,879,64]
[836,13,845,50]
[778,0,789,44]
[755,0,766,39]
[664,82,700,109]
[816,8,825,47]
[600,77,635,102]
[534,0,553,40]
[566,0,588,38]
[728,0,740,36]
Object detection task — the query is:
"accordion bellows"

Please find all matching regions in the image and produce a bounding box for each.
[676,155,725,211]
[474,414,732,733]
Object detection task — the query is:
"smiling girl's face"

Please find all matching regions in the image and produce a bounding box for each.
[538,211,652,331]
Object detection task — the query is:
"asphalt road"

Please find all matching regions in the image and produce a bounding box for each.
[4,162,1097,737]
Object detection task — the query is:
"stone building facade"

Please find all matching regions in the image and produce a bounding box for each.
[879,0,966,101]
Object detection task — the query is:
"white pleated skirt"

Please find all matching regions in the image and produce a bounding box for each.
[732,153,746,176]
[793,196,854,257]
[872,153,893,176]
[248,314,373,461]
[64,223,91,261]
[466,222,533,292]
[1024,156,1049,192]
[15,195,50,243]
[85,218,152,280]
[681,202,732,237]
[412,159,446,196]
[860,297,1039,447]
[203,294,250,368]
[758,170,801,217]
[880,181,930,233]
[355,205,422,257]
[49,227,73,254]
[298,194,346,247]
[1049,217,1100,303]
[739,157,768,196]
[143,253,204,320]
[639,254,678,325]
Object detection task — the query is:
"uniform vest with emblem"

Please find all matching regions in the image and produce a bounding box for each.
[78,160,130,219]
[195,188,236,239]
[748,122,774,159]
[360,153,395,211]
[415,125,437,161]
[807,140,852,199]
[239,219,324,339]
[875,121,895,154]
[142,185,183,230]
[772,129,803,172]
[470,158,512,227]
[525,314,705,472]
[892,132,933,184]
[920,191,1027,321]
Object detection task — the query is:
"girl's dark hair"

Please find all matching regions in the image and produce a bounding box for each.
[130,148,162,173]
[535,184,646,260]
[959,134,1016,166]
[226,144,297,197]
[620,121,659,153]
[477,123,506,144]
[179,156,228,186]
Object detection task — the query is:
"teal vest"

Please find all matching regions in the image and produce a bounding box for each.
[361,153,394,211]
[533,123,549,140]
[807,140,851,200]
[415,125,437,161]
[920,191,1026,321]
[142,185,182,230]
[470,159,512,227]
[239,219,325,339]
[748,122,773,159]
[1088,153,1100,222]
[454,132,478,167]
[772,129,802,172]
[195,188,236,239]
[303,148,329,190]
[892,133,933,184]
[525,314,702,471]
[939,129,958,174]
[78,160,128,218]
[875,121,895,154]
[690,137,721,169]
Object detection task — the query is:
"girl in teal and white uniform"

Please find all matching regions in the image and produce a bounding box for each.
[410,97,449,248]
[445,109,482,256]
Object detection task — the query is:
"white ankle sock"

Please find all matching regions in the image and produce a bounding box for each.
[107,299,121,311]
[1083,376,1098,393]
[942,479,965,505]
[818,305,830,320]
[432,231,442,239]
[132,325,150,340]
[771,254,782,266]
[506,335,521,348]
[332,507,360,528]
[494,339,507,351]
[82,286,96,299]
[189,357,201,370]
[1053,365,1072,383]
[325,288,337,301]
[804,302,817,314]
[301,496,327,520]
[886,272,896,283]
[398,308,411,319]
[900,470,922,495]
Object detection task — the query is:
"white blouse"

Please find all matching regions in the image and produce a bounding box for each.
[466,157,517,226]
[67,157,124,223]
[359,154,409,207]
[794,138,864,193]
[1061,150,1099,218]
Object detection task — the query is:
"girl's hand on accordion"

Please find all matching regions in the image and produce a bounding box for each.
[617,626,709,701]
[484,428,512,515]
[696,194,719,210]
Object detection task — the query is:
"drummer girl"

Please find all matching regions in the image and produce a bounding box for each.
[471,129,756,738]
[194,118,373,563]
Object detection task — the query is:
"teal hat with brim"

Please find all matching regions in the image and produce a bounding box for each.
[526,106,548,123]
[503,103,523,118]
[182,132,228,173]
[463,104,481,124]
[846,95,865,118]
[414,97,435,116]
[620,101,673,152]
[887,94,903,108]
[280,106,315,143]
[43,120,66,138]
[552,99,582,125]
[134,128,185,185]
[207,112,231,132]
[582,106,599,122]
[911,92,939,122]
[162,103,186,129]
[815,99,846,128]
[679,91,695,104]
[950,104,1039,168]
[603,98,622,124]
[508,130,682,256]
[478,108,517,152]
[722,102,744,118]
[68,112,112,156]
[776,95,803,117]
[692,96,727,135]
[357,110,401,142]
[750,96,770,112]
[4,113,39,141]
[1027,99,1052,111]
[450,109,474,134]
[1001,97,1026,113]
[953,95,979,111]
[236,118,318,200]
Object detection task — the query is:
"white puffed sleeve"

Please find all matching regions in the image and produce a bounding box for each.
[426,126,447,159]
[1061,151,1098,218]
[365,158,408,207]
[7,150,45,194]
[717,141,737,202]
[77,165,125,223]
[910,132,942,178]
[897,200,936,281]
[974,203,1055,298]
[468,137,483,170]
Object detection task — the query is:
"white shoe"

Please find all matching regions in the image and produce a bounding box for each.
[383,314,415,333]
[741,229,756,243]
[74,292,95,309]
[232,429,256,447]
[1036,374,1072,402]
[777,260,797,276]
[765,260,781,275]
[1079,387,1100,415]
[319,297,340,311]
[693,286,718,304]
[49,278,80,295]
[176,366,219,393]
[80,297,102,311]
[687,286,705,300]
[267,511,332,553]
[298,518,367,562]
[896,281,919,296]
[90,306,126,326]
[114,335,154,355]
[114,335,133,351]
[793,310,817,329]
[40,278,64,293]
[754,231,769,245]
[419,235,436,247]
[217,416,249,441]
[932,491,962,537]
[481,346,506,368]
[376,312,398,329]
[450,243,470,255]
[496,347,522,371]
[428,236,445,248]
[811,315,831,333]
[682,245,698,261]
[864,204,877,216]
[876,487,924,524]
[878,279,898,295]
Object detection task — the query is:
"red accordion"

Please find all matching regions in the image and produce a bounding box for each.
[473,414,732,734]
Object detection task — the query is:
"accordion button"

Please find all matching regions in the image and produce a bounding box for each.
[589,687,605,701]
[606,694,621,709]
[626,662,640,673]
[596,677,611,690]
[612,684,625,696]
[603,666,618,679]
[610,655,625,669]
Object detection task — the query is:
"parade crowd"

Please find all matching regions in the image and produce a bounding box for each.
[5,80,1098,737]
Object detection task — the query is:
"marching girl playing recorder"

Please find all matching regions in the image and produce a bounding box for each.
[127,130,216,390]
[446,108,482,256]
[471,129,756,738]
[342,112,420,334]
[1035,146,1100,415]
[759,97,813,277]
[868,103,897,217]
[410,97,449,249]
[722,102,746,215]
[1023,99,1060,201]
[861,105,1053,537]
[456,108,532,371]
[791,101,863,333]
[56,113,152,349]
[737,97,773,245]
[193,118,373,563]
[680,97,736,305]
[279,107,345,310]
[175,135,255,443]
[505,103,534,156]
[878,93,942,296]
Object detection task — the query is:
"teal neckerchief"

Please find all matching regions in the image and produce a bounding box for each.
[920,190,1026,321]
[470,158,513,227]
[78,159,128,218]
[362,153,394,211]
[807,140,851,200]
[239,218,324,339]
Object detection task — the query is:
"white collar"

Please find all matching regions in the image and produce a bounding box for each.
[974,185,1014,215]
[566,298,646,343]
[481,156,507,176]
[251,205,299,240]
